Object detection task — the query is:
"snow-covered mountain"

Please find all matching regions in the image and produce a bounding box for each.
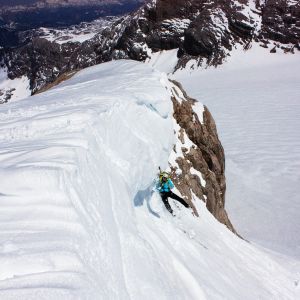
[0,1,299,298]
[0,1,144,48]
[1,0,299,99]
[0,60,299,299]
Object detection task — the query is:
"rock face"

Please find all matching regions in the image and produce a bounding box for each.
[107,0,299,62]
[168,80,236,233]
[260,0,300,47]
[2,37,98,93]
[1,0,299,94]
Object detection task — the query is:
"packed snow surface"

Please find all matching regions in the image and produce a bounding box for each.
[174,44,300,260]
[0,60,299,299]
[146,48,179,74]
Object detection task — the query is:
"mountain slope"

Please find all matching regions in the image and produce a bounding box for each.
[0,1,144,48]
[0,60,298,299]
[1,0,299,99]
[173,43,300,259]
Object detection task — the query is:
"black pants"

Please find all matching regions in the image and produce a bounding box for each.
[160,191,189,214]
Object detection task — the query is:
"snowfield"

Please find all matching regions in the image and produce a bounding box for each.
[0,60,299,299]
[174,44,300,260]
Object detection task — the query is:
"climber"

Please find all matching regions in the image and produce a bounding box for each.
[156,171,190,215]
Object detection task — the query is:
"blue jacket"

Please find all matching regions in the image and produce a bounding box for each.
[156,178,174,193]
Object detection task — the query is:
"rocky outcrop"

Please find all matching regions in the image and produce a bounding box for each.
[168,80,236,233]
[8,37,102,93]
[112,0,299,63]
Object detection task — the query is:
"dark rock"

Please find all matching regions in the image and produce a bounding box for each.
[260,0,300,44]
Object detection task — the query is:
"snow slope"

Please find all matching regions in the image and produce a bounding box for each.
[146,49,179,74]
[0,60,298,299]
[174,44,300,260]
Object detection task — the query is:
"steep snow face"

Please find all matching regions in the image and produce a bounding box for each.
[0,60,298,299]
[174,44,300,260]
[0,60,174,299]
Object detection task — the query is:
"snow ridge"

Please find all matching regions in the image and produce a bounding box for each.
[0,60,298,299]
[0,60,173,299]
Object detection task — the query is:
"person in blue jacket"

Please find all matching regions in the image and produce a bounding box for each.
[156,172,190,214]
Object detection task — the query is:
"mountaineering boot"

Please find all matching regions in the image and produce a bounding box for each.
[190,206,199,217]
[166,203,173,215]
